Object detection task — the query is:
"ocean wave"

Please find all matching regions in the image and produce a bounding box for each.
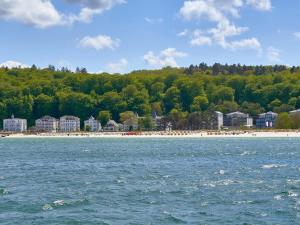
[0,188,8,195]
[42,204,53,211]
[163,211,187,223]
[241,151,256,156]
[274,195,283,200]
[53,200,66,206]
[262,164,287,169]
[43,198,89,211]
[202,179,235,187]
[288,191,298,197]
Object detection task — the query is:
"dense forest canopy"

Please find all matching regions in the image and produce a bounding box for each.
[1,63,300,128]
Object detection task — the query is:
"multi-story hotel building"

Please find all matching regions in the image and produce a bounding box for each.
[59,116,80,132]
[3,115,27,132]
[35,116,59,132]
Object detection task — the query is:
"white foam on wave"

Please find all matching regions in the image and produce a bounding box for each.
[287,179,300,185]
[274,195,283,200]
[219,170,225,175]
[240,151,256,156]
[288,191,298,197]
[42,204,53,211]
[222,179,234,186]
[260,212,268,217]
[53,200,66,206]
[262,164,287,169]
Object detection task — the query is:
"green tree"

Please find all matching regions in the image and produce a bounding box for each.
[168,109,188,130]
[138,116,154,131]
[163,86,181,113]
[240,101,264,116]
[98,111,111,126]
[275,113,292,129]
[33,94,56,118]
[190,96,209,112]
[211,86,235,103]
[215,101,239,114]
[120,111,136,123]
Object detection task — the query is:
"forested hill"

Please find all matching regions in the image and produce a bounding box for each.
[1,64,300,127]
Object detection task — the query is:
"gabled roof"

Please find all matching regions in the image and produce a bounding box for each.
[258,111,278,117]
[290,109,300,114]
[226,111,248,117]
[106,120,119,127]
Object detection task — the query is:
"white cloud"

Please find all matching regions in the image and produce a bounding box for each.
[229,38,261,50]
[0,0,63,28]
[179,0,268,52]
[294,32,300,39]
[190,36,212,46]
[67,0,126,23]
[208,20,248,48]
[180,0,226,22]
[79,35,120,50]
[246,0,272,11]
[180,0,271,22]
[267,47,280,62]
[177,29,189,37]
[145,17,164,24]
[107,58,128,74]
[0,0,125,28]
[144,48,187,68]
[0,60,29,69]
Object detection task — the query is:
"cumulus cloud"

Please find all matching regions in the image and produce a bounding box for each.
[208,20,249,48]
[0,0,125,28]
[177,29,189,37]
[180,0,243,22]
[0,60,29,69]
[246,0,272,11]
[144,48,187,68]
[79,35,120,50]
[190,36,212,46]
[267,47,280,62]
[229,38,261,50]
[179,0,268,52]
[0,0,63,28]
[66,0,126,23]
[107,58,128,74]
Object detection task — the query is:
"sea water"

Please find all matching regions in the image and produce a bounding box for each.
[0,138,300,224]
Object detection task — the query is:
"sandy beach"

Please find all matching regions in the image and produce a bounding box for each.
[2,131,300,138]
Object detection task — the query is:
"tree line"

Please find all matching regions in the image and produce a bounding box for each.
[1,64,300,129]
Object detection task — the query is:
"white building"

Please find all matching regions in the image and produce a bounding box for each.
[84,116,101,132]
[59,116,80,132]
[35,116,59,132]
[3,115,27,132]
[103,120,121,132]
[289,109,300,116]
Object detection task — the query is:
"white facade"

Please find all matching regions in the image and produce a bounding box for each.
[104,120,120,132]
[84,116,101,132]
[35,116,59,132]
[59,116,80,132]
[3,115,27,132]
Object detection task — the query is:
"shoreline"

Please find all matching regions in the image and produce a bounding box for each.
[1,131,300,138]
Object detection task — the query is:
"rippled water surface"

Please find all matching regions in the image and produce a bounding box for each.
[1,138,300,224]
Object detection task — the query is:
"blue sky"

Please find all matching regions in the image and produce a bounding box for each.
[0,0,299,73]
